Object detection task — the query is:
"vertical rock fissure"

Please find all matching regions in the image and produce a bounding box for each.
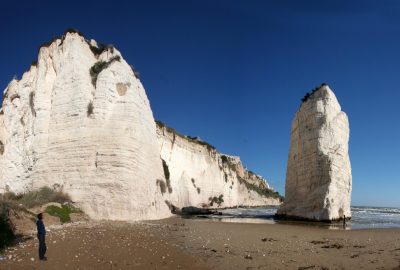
[0,141,4,155]
[29,92,36,117]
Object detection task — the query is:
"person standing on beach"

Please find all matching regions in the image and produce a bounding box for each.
[36,213,47,261]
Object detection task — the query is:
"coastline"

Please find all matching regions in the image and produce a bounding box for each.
[1,217,399,270]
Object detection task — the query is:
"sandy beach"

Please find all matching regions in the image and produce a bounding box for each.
[1,217,400,270]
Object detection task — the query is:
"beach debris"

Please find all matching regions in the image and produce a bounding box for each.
[181,206,217,216]
[310,240,328,245]
[298,266,329,270]
[298,267,315,270]
[321,243,343,249]
[244,254,253,260]
[261,237,277,242]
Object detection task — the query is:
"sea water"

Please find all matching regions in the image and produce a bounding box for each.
[201,206,400,229]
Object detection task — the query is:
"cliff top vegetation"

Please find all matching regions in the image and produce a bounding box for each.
[301,83,328,103]
[156,120,216,151]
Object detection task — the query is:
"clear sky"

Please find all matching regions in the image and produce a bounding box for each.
[1,0,399,207]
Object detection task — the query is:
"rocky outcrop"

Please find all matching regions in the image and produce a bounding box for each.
[0,30,280,222]
[277,84,352,221]
[0,30,170,221]
[156,122,281,209]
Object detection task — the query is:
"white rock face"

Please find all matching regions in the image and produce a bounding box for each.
[0,32,170,221]
[277,85,352,221]
[156,123,281,208]
[0,31,280,221]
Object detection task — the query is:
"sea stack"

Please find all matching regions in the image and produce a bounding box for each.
[277,84,352,221]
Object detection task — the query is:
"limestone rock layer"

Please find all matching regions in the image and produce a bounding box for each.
[156,123,281,208]
[0,32,170,220]
[0,31,280,221]
[277,85,352,221]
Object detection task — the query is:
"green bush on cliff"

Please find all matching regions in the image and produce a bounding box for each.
[209,195,224,207]
[11,187,70,208]
[1,187,70,209]
[155,120,216,151]
[238,177,283,201]
[45,204,78,223]
[301,82,328,103]
[89,55,121,87]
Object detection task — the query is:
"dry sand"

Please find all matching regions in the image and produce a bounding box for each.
[1,217,399,270]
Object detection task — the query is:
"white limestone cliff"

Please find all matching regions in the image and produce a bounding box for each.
[156,122,281,209]
[0,30,280,221]
[277,84,352,221]
[0,31,170,221]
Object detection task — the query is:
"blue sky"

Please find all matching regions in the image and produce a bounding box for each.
[1,0,399,207]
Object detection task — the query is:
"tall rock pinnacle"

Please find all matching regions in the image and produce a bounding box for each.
[277,84,352,221]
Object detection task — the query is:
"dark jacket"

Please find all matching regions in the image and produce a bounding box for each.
[36,219,46,235]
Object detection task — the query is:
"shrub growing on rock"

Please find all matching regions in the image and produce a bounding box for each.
[209,195,224,207]
[238,177,283,201]
[89,56,121,87]
[301,83,329,103]
[3,187,70,209]
[87,101,94,117]
[45,204,77,223]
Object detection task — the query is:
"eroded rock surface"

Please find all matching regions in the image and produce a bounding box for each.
[156,122,281,209]
[0,31,170,221]
[277,85,352,221]
[0,31,280,221]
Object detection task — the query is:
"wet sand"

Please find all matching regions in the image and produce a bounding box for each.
[1,217,400,270]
